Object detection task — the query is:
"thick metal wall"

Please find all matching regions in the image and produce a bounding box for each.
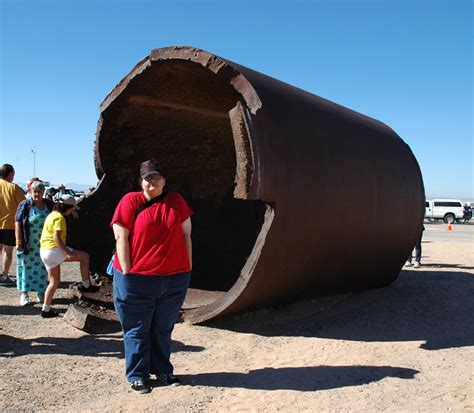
[69,46,425,324]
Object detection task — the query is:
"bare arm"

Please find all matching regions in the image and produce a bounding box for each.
[53,230,73,259]
[182,217,192,269]
[112,223,131,274]
[15,186,26,203]
[15,222,24,252]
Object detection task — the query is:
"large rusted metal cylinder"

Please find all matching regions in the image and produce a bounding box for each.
[69,46,425,324]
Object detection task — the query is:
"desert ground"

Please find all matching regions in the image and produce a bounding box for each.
[1,222,473,412]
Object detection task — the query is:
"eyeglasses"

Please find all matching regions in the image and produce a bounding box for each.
[144,174,162,182]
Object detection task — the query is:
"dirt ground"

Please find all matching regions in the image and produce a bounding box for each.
[1,223,473,412]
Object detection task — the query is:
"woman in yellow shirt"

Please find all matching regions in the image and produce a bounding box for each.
[39,195,99,318]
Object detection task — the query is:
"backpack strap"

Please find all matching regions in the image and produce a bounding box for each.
[135,191,168,217]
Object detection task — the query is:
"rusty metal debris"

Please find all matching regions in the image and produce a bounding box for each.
[64,279,119,333]
[68,46,425,324]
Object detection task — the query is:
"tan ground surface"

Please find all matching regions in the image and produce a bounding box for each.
[1,223,473,412]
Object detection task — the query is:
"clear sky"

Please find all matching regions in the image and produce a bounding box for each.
[1,0,472,198]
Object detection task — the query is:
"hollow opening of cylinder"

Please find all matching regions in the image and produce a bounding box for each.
[100,59,265,299]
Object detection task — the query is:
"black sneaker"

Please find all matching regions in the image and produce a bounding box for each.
[0,276,15,285]
[129,380,151,394]
[78,284,100,293]
[156,373,181,386]
[41,309,59,318]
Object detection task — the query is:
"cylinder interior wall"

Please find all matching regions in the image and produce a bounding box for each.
[97,60,263,291]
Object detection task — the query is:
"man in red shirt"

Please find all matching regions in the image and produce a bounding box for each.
[111,160,192,394]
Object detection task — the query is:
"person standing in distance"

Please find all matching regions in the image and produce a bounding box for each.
[405,224,425,269]
[111,160,193,394]
[53,184,67,202]
[0,164,25,283]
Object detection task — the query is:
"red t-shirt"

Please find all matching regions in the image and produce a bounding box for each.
[111,191,193,276]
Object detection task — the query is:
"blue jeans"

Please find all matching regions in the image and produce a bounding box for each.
[407,235,422,263]
[113,269,190,382]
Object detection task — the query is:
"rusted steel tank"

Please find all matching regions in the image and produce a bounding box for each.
[69,46,425,324]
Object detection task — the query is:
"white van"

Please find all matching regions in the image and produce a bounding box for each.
[425,199,464,223]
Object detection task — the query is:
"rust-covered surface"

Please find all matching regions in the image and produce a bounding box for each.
[68,46,425,324]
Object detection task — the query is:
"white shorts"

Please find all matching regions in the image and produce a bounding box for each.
[40,247,74,270]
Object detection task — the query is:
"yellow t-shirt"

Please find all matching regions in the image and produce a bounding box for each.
[0,179,25,229]
[40,211,67,250]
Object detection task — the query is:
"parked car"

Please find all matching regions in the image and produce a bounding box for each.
[425,199,464,224]
[44,187,82,202]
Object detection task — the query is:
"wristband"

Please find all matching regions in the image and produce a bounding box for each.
[16,240,23,245]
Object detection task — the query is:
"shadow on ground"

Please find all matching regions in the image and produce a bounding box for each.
[421,263,474,270]
[180,365,418,391]
[0,333,124,358]
[0,334,204,358]
[210,269,474,351]
[0,304,45,316]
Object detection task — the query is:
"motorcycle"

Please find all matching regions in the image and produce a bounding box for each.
[456,207,472,224]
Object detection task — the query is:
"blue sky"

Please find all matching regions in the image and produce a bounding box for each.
[1,0,472,198]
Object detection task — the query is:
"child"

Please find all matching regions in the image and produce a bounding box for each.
[39,195,99,318]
